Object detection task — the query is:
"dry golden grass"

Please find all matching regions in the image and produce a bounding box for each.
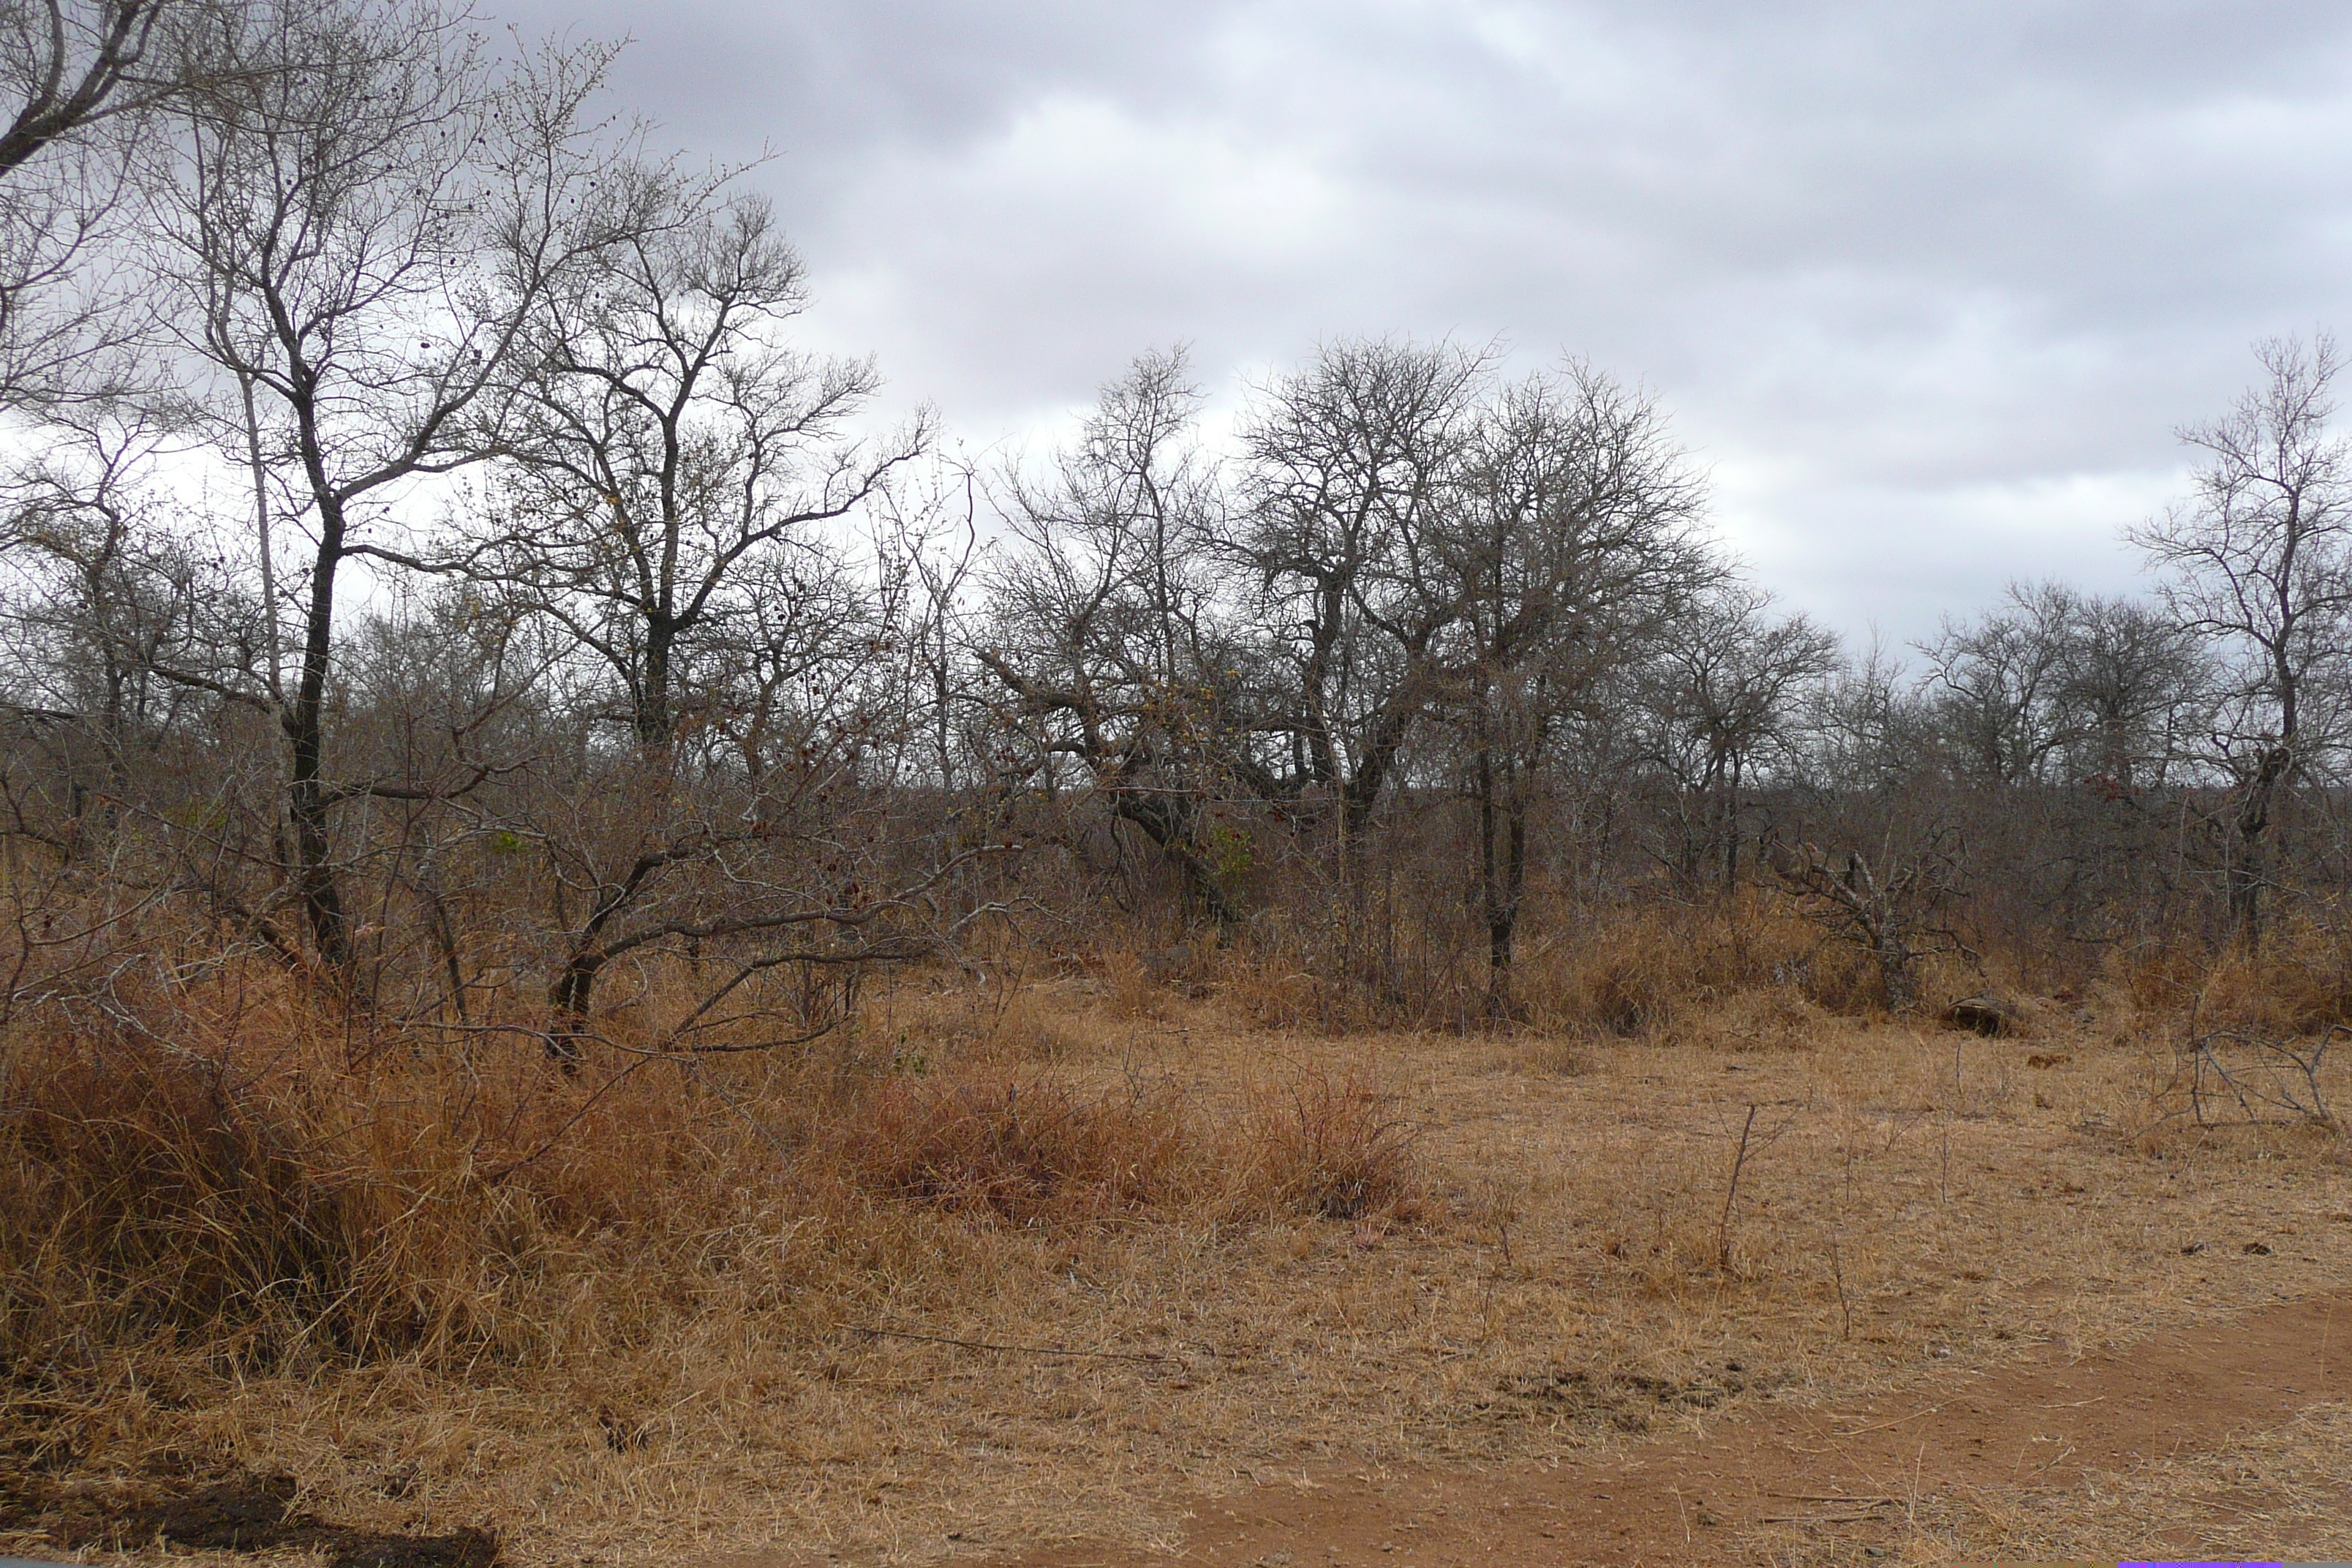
[9,913,2352,1565]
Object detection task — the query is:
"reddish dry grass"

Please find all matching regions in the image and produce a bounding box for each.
[823,1076,1199,1224]
[1231,1068,1422,1220]
[0,957,1427,1392]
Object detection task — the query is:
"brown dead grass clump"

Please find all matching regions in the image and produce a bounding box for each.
[0,955,1433,1399]
[1227,1069,1421,1220]
[0,990,497,1368]
[825,1068,1424,1227]
[823,1076,1196,1224]
[2190,924,2352,1038]
[1518,896,1850,1036]
[1217,955,1390,1036]
[2106,918,2352,1039]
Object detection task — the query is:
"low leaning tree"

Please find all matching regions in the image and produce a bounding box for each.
[979,347,1260,924]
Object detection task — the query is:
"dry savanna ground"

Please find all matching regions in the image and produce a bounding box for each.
[7,943,2352,1567]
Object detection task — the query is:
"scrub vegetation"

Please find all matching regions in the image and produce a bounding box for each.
[4,4,2352,1564]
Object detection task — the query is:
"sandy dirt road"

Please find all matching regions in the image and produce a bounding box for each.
[966,1289,2352,1567]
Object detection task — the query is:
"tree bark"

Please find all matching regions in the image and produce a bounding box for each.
[2231,744,2290,949]
[284,487,350,974]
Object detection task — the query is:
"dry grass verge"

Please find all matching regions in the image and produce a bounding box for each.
[4,930,2352,1564]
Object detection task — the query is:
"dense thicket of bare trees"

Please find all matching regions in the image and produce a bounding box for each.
[4,2,2351,1046]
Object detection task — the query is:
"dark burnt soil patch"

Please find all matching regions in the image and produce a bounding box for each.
[1474,1364,1763,1433]
[0,1469,501,1567]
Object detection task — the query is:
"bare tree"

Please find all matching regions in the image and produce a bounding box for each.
[1801,635,1933,794]
[2135,334,2352,944]
[2055,589,2204,794]
[0,407,243,802]
[524,698,975,1055]
[0,1,315,406]
[132,1,630,976]
[979,347,1257,923]
[1763,830,1959,1013]
[1917,581,2086,786]
[1433,361,1714,1011]
[0,1,167,402]
[489,169,925,758]
[1635,582,1839,888]
[1236,336,1490,845]
[0,0,198,178]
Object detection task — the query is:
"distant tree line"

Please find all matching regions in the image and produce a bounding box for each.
[3,1,2348,1049]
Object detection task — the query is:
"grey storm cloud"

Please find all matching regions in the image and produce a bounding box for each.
[491,0,2352,646]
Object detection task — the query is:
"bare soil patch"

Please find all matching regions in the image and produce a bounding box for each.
[995,1288,2352,1567]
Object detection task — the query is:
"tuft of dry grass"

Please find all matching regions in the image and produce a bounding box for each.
[1228,1068,1422,1221]
[823,1075,1197,1224]
[2191,922,2352,1037]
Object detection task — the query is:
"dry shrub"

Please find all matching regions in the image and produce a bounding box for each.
[885,976,1108,1063]
[1225,1068,1420,1220]
[0,949,1433,1398]
[2117,926,2352,1140]
[1668,986,1831,1052]
[1778,941,1887,1014]
[1137,939,1220,1003]
[2188,923,2352,1037]
[2111,937,2212,1017]
[0,973,835,1379]
[822,1076,1194,1224]
[1514,897,1826,1036]
[828,1060,1424,1227]
[1211,894,1886,1039]
[0,960,823,1382]
[0,1021,396,1362]
[1219,961,1381,1036]
[1097,949,1163,1019]
[976,991,1107,1060]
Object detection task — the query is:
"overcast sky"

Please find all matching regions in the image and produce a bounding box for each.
[489,0,2352,648]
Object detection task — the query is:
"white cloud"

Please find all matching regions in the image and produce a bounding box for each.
[486,0,2352,644]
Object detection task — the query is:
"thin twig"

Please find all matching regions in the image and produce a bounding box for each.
[1716,1102,1760,1273]
[477,1054,656,1182]
[1830,1404,1941,1438]
[851,1324,1170,1364]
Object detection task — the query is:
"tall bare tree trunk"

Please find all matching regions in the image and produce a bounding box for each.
[2232,745,2290,949]
[286,489,350,973]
